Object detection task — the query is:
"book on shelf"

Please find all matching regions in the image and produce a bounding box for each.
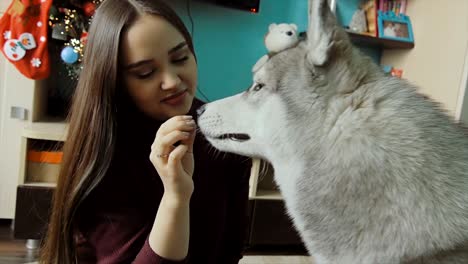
[378,0,407,15]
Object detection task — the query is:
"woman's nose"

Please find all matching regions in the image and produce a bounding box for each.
[161,70,181,90]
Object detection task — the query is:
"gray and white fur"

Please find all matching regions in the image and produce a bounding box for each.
[197,0,468,263]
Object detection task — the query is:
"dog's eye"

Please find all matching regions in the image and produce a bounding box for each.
[252,83,264,92]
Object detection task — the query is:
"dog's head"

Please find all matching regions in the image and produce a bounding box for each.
[198,0,380,162]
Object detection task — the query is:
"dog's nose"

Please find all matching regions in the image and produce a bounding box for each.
[286,31,293,36]
[197,105,206,116]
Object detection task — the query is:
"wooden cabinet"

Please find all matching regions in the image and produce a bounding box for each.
[14,185,54,240]
[0,6,52,219]
[0,61,36,219]
[248,159,281,201]
[248,199,302,246]
[0,52,67,220]
[246,159,304,247]
[12,121,66,238]
[10,83,67,242]
[18,122,67,187]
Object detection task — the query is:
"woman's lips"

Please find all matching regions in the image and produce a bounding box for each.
[161,90,187,106]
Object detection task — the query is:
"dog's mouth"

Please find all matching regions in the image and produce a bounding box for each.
[215,133,250,142]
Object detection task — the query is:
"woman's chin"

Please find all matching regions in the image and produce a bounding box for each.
[158,96,194,119]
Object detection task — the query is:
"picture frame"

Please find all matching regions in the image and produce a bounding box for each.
[378,10,414,43]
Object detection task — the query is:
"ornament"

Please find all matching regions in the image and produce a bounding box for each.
[80,31,88,45]
[82,2,96,17]
[3,31,11,40]
[68,38,84,61]
[61,46,79,64]
[31,58,42,67]
[8,0,25,17]
[46,1,104,80]
[3,33,37,61]
[0,0,52,79]
[52,23,67,41]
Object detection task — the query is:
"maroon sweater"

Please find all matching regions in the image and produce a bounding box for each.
[75,99,252,263]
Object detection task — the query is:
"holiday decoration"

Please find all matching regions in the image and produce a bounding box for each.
[0,0,53,79]
[82,2,96,17]
[4,33,37,61]
[48,0,103,80]
[61,46,78,64]
[0,0,103,80]
[80,31,88,45]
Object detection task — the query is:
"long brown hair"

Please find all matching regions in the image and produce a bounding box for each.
[41,1,194,263]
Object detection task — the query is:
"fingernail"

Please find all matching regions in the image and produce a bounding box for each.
[183,132,190,137]
[183,115,193,120]
[186,120,196,126]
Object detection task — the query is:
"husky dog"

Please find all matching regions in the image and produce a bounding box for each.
[197,0,468,263]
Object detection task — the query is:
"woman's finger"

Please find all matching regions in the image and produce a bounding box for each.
[151,116,195,151]
[159,130,191,149]
[150,147,170,167]
[156,115,195,138]
[178,129,196,154]
[168,144,189,167]
[151,131,188,165]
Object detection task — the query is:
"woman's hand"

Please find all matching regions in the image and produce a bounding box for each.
[150,115,197,205]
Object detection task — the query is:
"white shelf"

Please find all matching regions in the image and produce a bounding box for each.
[23,121,68,141]
[248,158,284,201]
[252,189,282,200]
[21,182,57,188]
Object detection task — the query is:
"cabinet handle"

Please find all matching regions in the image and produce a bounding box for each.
[10,106,28,120]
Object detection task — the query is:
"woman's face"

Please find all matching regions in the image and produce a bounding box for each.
[121,15,197,120]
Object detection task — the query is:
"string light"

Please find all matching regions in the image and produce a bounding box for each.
[48,0,104,80]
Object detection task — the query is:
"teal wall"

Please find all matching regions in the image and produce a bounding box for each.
[336,0,362,27]
[335,0,382,62]
[168,0,308,101]
[168,0,380,101]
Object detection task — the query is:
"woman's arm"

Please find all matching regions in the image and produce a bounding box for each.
[76,207,190,264]
[149,195,190,261]
[148,115,197,260]
[76,116,196,264]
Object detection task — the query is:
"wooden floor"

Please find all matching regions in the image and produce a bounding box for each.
[240,255,314,264]
[0,220,38,264]
[241,246,314,264]
[0,219,313,264]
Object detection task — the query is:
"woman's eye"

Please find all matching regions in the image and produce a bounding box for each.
[253,83,264,91]
[173,56,189,64]
[136,70,154,79]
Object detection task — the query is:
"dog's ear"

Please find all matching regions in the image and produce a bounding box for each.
[306,0,338,66]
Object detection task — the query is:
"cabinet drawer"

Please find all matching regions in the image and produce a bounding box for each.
[248,199,303,246]
[14,185,54,240]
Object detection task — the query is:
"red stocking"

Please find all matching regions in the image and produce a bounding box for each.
[0,0,52,79]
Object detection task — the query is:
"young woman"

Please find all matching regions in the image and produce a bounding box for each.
[40,0,251,263]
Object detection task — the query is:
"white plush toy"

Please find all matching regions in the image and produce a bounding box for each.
[252,23,300,73]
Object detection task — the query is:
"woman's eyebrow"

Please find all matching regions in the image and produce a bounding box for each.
[169,41,187,54]
[125,59,152,70]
